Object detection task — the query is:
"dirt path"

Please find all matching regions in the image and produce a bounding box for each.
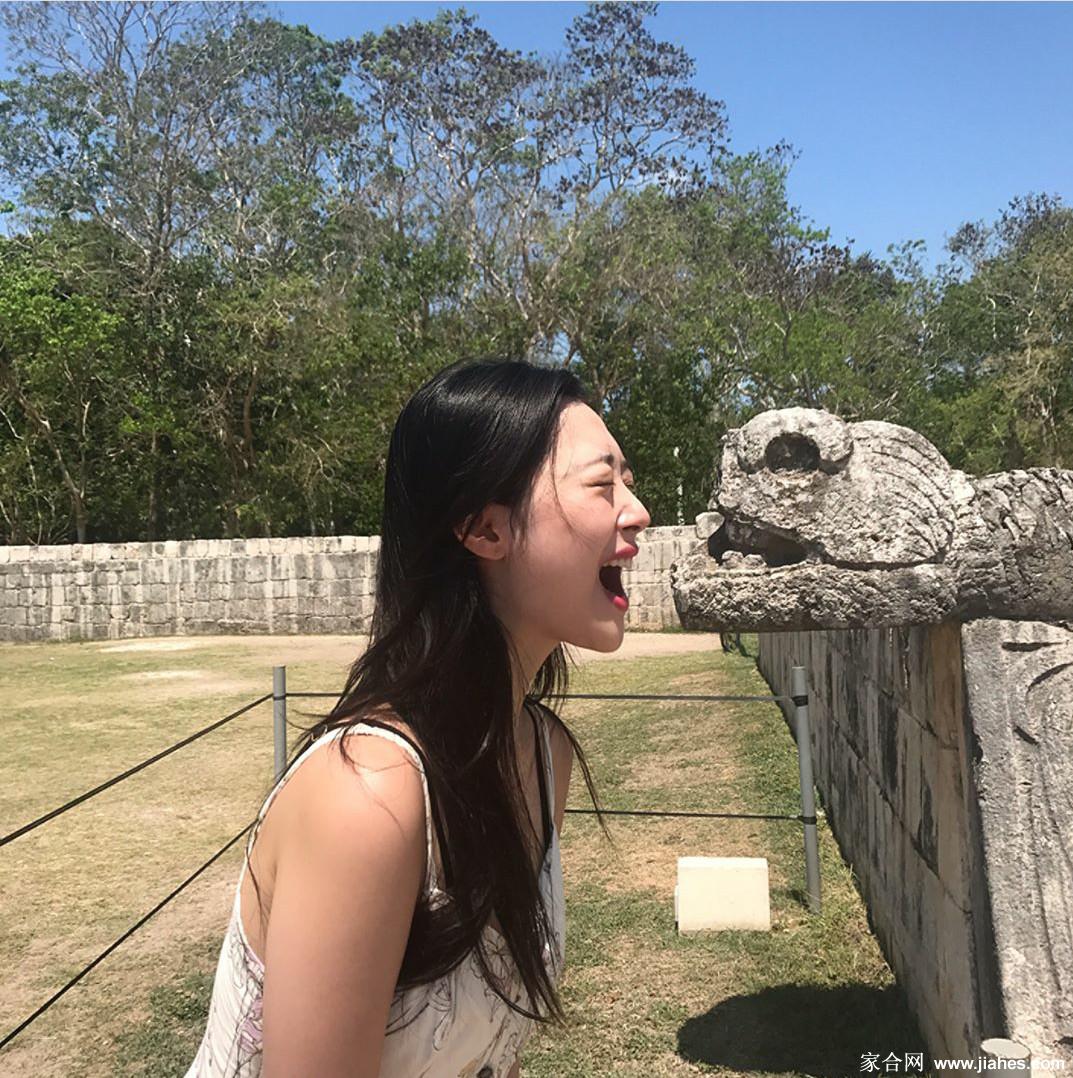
[90,630,725,667]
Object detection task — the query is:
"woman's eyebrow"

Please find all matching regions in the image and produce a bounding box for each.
[582,452,632,472]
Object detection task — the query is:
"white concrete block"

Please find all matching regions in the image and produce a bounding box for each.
[675,856,771,932]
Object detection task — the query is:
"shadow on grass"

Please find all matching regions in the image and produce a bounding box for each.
[677,983,928,1076]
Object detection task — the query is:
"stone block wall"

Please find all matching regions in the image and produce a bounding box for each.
[756,626,1006,1064]
[0,525,699,643]
[758,623,1073,1068]
[958,619,1073,1064]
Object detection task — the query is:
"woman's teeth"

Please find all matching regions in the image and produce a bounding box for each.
[602,556,632,569]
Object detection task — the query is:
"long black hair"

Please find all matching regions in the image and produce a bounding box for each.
[249,358,612,1029]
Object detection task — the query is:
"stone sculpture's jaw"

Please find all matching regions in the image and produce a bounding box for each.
[704,513,817,574]
[671,540,959,631]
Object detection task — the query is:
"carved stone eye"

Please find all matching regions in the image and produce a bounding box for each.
[765,432,820,472]
[477,1067,494,1078]
[733,407,853,475]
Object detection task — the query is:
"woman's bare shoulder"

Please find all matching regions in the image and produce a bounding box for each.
[277,714,428,836]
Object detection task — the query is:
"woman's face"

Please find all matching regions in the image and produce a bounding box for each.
[464,401,651,676]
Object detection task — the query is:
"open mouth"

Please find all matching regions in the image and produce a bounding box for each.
[598,564,629,610]
[707,518,813,570]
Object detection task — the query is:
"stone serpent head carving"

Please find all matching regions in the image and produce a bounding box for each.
[670,408,1073,630]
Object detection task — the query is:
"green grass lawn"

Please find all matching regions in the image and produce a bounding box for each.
[1,633,924,1077]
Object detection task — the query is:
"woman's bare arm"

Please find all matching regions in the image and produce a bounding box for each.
[260,735,428,1077]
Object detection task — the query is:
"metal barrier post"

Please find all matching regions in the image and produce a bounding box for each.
[273,665,287,782]
[792,665,822,913]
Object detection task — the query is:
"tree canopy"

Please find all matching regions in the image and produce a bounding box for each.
[0,1,1067,544]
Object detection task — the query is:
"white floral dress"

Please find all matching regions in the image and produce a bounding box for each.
[184,712,565,1078]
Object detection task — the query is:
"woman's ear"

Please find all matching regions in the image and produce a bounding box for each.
[454,504,512,562]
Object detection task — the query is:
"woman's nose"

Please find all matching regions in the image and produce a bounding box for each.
[626,490,651,530]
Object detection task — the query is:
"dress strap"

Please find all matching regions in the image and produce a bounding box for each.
[241,720,444,896]
[345,719,445,895]
[527,701,556,854]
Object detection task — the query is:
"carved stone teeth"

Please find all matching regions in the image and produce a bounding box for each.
[719,551,768,570]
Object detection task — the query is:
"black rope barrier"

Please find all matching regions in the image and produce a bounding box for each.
[0,821,255,1052]
[563,807,812,822]
[0,693,272,849]
[287,691,791,703]
[0,681,800,1052]
[285,690,805,824]
[558,692,792,703]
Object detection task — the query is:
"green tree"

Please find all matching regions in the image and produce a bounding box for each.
[930,195,1073,470]
[0,240,121,541]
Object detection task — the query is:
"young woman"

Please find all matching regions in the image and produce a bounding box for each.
[185,358,650,1076]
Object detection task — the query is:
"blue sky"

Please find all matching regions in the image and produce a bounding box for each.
[267,1,1073,269]
[2,2,1070,269]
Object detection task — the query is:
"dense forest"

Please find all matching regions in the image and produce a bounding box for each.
[0,1,1069,545]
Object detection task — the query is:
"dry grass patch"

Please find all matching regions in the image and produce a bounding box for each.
[561,816,776,900]
[0,633,367,1076]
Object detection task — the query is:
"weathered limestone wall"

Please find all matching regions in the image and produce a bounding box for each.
[0,525,697,643]
[0,537,382,643]
[756,625,1073,1067]
[959,619,1073,1063]
[668,400,1073,1068]
[757,626,991,1061]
